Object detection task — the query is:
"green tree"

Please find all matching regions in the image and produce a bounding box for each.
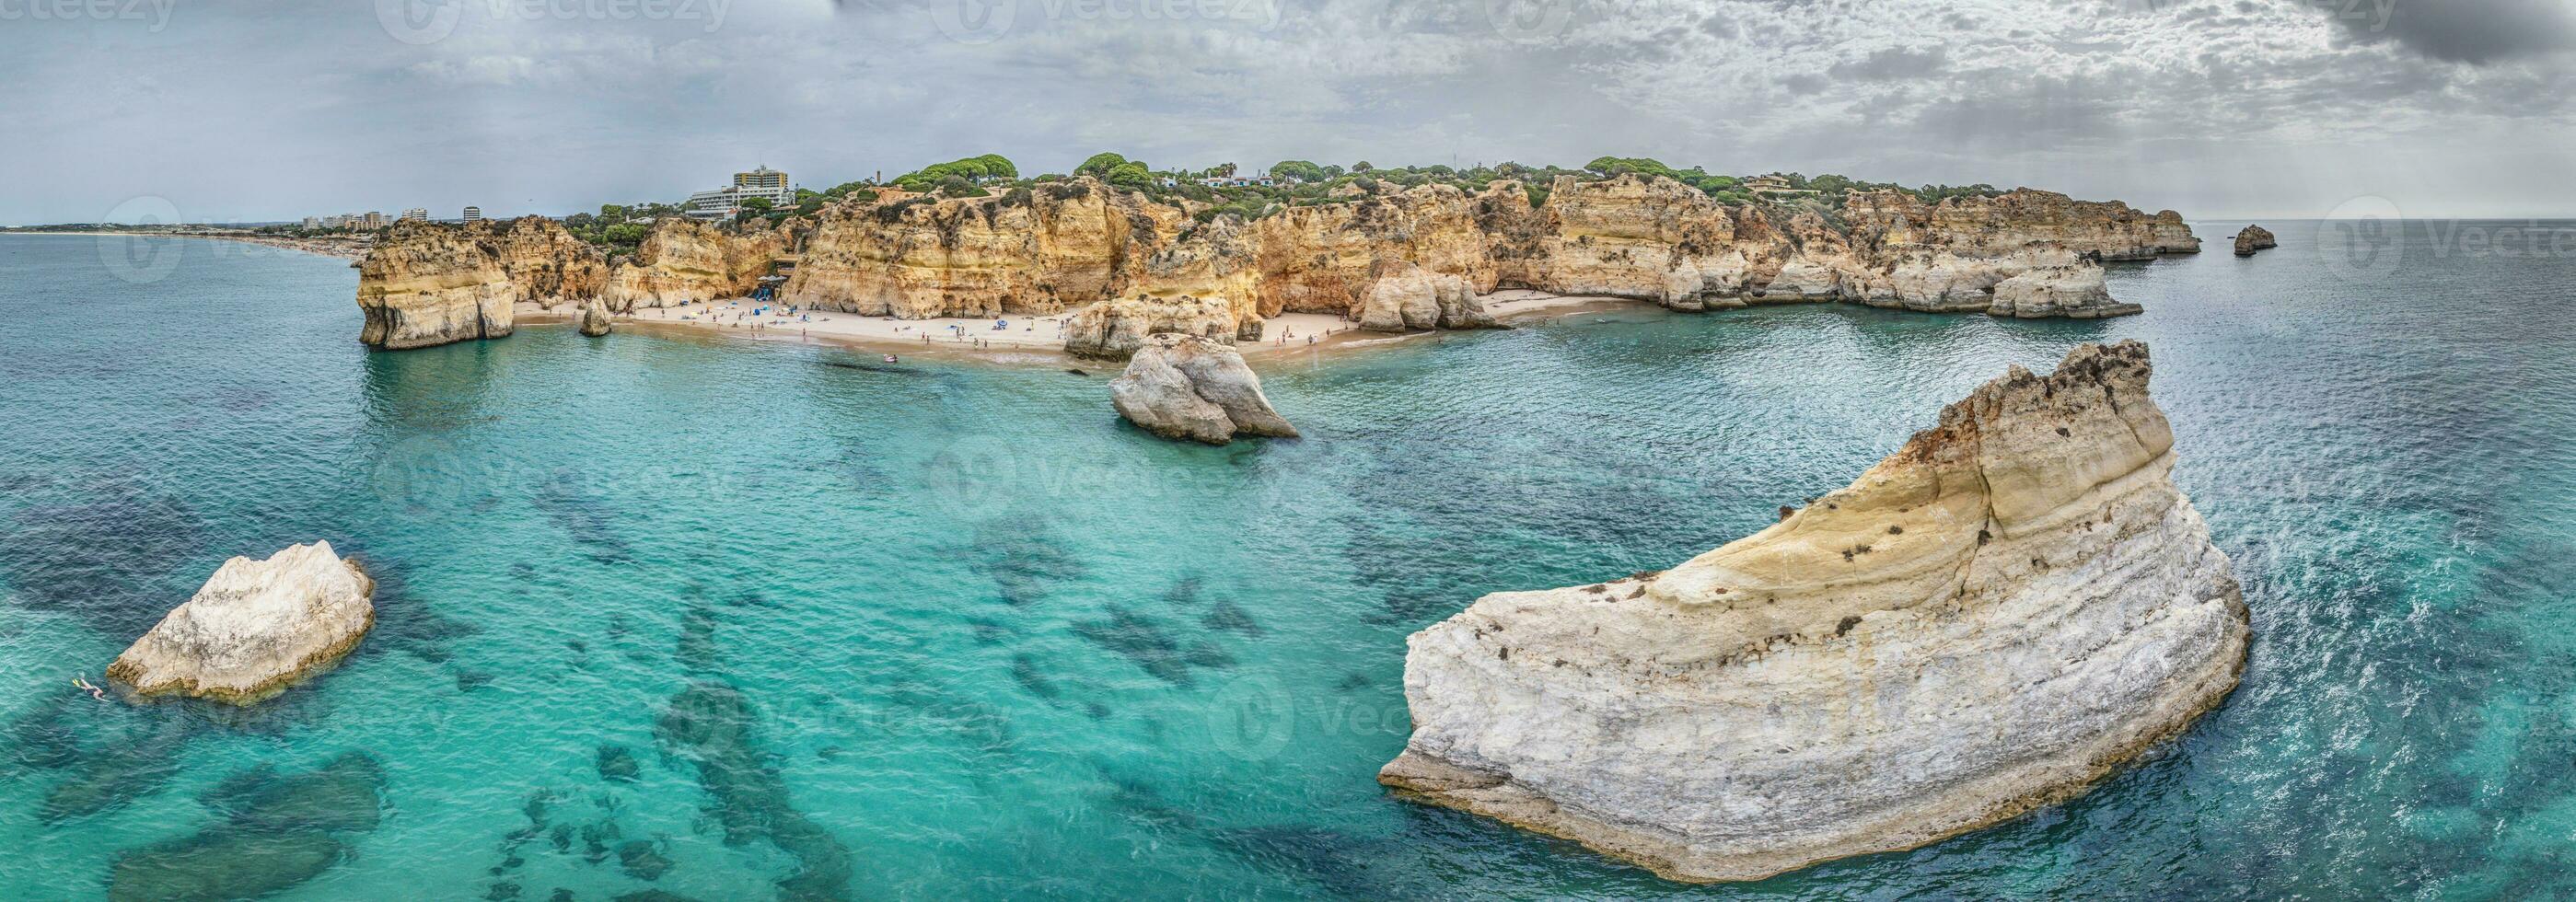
[599,203,629,221]
[1351,160,1374,172]
[1268,160,1326,183]
[936,175,983,198]
[1105,161,1154,189]
[737,197,773,221]
[1076,153,1130,178]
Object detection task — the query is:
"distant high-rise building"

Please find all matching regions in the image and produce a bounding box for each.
[302,216,320,228]
[734,166,788,190]
[400,208,428,222]
[462,205,482,222]
[363,212,387,229]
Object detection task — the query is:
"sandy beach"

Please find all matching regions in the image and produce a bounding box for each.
[521,289,1645,364]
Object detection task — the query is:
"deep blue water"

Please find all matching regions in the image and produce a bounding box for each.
[2,222,2573,899]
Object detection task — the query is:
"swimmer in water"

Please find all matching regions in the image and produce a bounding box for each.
[73,677,104,700]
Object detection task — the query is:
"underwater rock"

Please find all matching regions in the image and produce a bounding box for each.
[656,682,855,901]
[1108,332,1297,445]
[1380,341,2250,882]
[618,838,674,881]
[107,752,387,902]
[110,827,347,902]
[597,744,642,782]
[108,541,376,704]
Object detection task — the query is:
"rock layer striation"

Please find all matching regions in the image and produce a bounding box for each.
[1378,341,2249,883]
[356,217,605,350]
[362,176,2198,353]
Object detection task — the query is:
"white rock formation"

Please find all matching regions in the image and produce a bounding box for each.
[107,542,377,705]
[1108,332,1298,445]
[1379,341,2248,883]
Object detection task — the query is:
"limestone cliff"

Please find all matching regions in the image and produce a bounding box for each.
[602,217,790,311]
[1107,332,1297,445]
[355,217,603,350]
[107,541,377,705]
[360,175,2198,353]
[782,179,1173,320]
[1379,341,2248,883]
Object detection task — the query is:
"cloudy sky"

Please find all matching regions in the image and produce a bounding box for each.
[5,0,2572,224]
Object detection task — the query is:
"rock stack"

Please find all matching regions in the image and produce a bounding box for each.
[578,298,612,336]
[1108,333,1298,445]
[2233,225,2277,257]
[1380,341,2248,882]
[107,542,377,704]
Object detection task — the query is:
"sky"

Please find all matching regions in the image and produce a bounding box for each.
[4,0,2573,224]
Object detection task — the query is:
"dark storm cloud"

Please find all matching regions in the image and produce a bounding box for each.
[2309,0,2576,64]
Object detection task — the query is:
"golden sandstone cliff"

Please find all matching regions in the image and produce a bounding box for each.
[1379,341,2247,883]
[356,176,2199,353]
[602,217,795,311]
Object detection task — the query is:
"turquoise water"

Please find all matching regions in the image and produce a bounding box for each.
[3,223,2574,899]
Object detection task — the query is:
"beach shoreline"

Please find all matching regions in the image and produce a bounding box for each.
[519,289,1644,368]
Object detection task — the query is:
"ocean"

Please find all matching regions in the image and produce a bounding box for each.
[3,221,2573,899]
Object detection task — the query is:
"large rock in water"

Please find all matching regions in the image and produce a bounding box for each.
[578,298,612,336]
[1108,333,1297,445]
[1379,341,2248,882]
[107,542,377,704]
[2234,225,2277,257]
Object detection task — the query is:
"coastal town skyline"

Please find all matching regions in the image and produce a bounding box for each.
[6,0,2576,224]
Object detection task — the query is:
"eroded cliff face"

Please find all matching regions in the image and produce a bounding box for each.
[1378,341,2248,883]
[782,179,1174,319]
[602,217,791,311]
[355,218,604,350]
[360,176,2196,353]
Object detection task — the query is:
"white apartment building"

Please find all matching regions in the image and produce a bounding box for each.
[684,167,799,220]
[462,206,483,222]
